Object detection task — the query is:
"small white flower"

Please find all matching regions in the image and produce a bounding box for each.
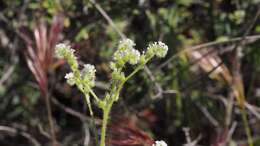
[113,50,126,61]
[83,64,96,75]
[55,43,75,58]
[128,49,140,65]
[147,41,168,58]
[65,72,75,85]
[109,62,117,71]
[65,72,74,79]
[113,38,141,65]
[82,64,96,86]
[56,43,67,49]
[152,140,167,146]
[157,41,168,57]
[118,38,135,51]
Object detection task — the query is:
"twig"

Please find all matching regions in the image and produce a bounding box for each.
[245,103,260,120]
[159,36,259,89]
[226,122,238,143]
[51,97,100,146]
[162,89,178,94]
[52,97,102,124]
[83,123,90,146]
[95,80,109,90]
[144,66,163,99]
[183,127,202,146]
[0,65,15,85]
[224,94,234,129]
[158,34,260,69]
[37,124,64,146]
[183,127,192,144]
[196,103,220,127]
[207,93,260,121]
[51,97,90,122]
[87,0,125,39]
[38,124,52,139]
[0,125,41,146]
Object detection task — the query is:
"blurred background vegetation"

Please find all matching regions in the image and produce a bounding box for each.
[0,0,260,146]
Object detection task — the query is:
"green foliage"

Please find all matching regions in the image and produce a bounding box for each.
[1,0,260,145]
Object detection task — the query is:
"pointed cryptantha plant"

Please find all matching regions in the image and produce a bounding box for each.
[55,39,168,146]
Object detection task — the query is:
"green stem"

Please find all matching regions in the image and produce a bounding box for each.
[83,87,100,145]
[125,65,143,81]
[86,85,100,103]
[241,107,254,146]
[125,56,152,81]
[99,57,153,146]
[90,114,99,146]
[100,104,112,146]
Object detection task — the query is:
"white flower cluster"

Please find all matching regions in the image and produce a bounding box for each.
[118,38,135,50]
[65,72,75,86]
[55,43,97,88]
[152,140,168,146]
[81,64,96,87]
[113,38,141,65]
[147,41,168,58]
[128,49,141,65]
[55,43,75,59]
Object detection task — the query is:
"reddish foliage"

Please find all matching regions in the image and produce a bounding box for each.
[108,116,155,146]
[19,14,64,95]
[138,108,158,126]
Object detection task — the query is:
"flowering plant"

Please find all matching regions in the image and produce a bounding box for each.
[55,39,168,146]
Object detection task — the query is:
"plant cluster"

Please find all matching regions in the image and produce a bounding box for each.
[55,39,168,146]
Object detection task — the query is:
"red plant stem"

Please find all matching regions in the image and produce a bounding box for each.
[43,91,57,146]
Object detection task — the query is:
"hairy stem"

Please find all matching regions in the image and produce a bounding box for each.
[100,104,111,146]
[125,56,153,81]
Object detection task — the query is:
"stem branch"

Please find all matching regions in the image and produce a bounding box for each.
[100,104,111,146]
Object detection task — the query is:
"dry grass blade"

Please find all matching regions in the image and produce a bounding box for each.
[186,47,250,108]
[0,125,41,146]
[187,48,232,85]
